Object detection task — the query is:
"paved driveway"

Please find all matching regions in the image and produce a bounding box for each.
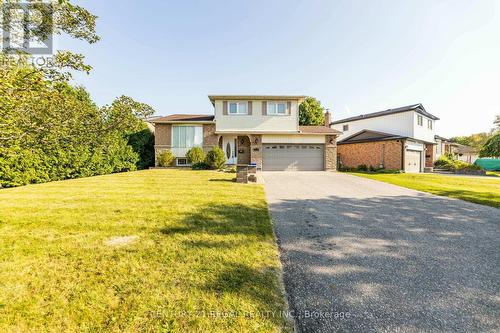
[262,172,499,333]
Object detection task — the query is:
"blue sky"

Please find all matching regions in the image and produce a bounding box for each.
[60,0,500,137]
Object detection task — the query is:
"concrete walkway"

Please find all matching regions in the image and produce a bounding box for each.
[263,172,499,333]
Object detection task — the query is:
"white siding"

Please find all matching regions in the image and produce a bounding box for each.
[333,111,414,140]
[262,134,325,144]
[333,110,436,143]
[214,100,299,132]
[412,112,436,143]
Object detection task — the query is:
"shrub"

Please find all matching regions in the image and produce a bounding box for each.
[191,162,211,170]
[205,147,226,170]
[357,164,368,172]
[157,150,175,167]
[434,155,454,168]
[186,147,206,164]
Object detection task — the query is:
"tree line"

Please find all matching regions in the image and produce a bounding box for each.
[0,0,155,187]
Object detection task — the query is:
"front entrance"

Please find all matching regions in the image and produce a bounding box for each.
[222,136,237,164]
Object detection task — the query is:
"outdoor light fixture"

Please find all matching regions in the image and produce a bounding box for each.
[254,138,259,144]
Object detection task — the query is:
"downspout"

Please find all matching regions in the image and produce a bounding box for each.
[401,140,405,171]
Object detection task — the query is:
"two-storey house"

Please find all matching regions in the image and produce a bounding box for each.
[331,104,439,172]
[151,95,341,171]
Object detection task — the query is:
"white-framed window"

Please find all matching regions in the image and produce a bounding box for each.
[427,119,433,129]
[228,102,247,115]
[172,125,203,148]
[176,158,189,166]
[343,124,349,131]
[417,115,423,126]
[267,102,287,115]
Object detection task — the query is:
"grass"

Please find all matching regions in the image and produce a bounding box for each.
[350,172,500,208]
[487,171,500,177]
[0,170,290,332]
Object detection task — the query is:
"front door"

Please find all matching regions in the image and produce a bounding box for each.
[222,136,237,164]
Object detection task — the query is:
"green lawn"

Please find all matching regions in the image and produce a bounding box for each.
[0,170,290,332]
[350,173,500,208]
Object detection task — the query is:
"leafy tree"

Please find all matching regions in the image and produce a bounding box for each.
[299,97,325,126]
[1,0,99,78]
[205,147,226,170]
[450,133,492,149]
[186,147,206,164]
[0,59,155,187]
[128,126,155,169]
[479,134,500,158]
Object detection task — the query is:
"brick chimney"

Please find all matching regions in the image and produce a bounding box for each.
[324,109,331,127]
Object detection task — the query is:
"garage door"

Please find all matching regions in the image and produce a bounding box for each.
[405,150,421,173]
[263,144,324,171]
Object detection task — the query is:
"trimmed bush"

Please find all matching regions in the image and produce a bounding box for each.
[191,162,211,170]
[157,150,175,167]
[357,164,368,172]
[186,147,206,164]
[205,147,226,170]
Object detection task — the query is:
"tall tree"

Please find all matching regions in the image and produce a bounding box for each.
[1,0,99,78]
[299,97,325,126]
[450,133,492,149]
[479,134,500,158]
[494,114,500,132]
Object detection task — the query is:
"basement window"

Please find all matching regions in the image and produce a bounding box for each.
[177,158,189,166]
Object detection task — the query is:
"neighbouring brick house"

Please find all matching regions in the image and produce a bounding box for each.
[151,95,341,171]
[332,104,439,172]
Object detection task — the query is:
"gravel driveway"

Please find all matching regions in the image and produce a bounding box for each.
[262,172,499,333]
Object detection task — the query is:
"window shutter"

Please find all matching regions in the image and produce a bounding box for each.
[223,101,228,115]
[248,101,252,115]
[262,101,267,115]
[287,101,292,115]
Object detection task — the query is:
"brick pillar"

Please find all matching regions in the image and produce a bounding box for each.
[425,144,435,168]
[202,123,218,154]
[325,135,337,171]
[249,134,262,170]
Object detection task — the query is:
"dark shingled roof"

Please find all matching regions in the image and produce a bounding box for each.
[338,130,407,144]
[152,114,215,123]
[331,104,439,125]
[299,126,342,134]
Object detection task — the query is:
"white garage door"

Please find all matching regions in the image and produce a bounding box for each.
[405,150,421,173]
[263,144,324,171]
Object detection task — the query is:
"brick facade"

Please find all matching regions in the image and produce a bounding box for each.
[425,144,435,168]
[202,123,219,153]
[154,124,172,166]
[325,135,337,171]
[337,140,404,170]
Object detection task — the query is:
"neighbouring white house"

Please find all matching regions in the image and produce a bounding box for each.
[435,135,479,164]
[331,104,439,172]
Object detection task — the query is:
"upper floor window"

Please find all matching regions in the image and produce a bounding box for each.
[268,102,286,115]
[427,119,433,129]
[229,102,247,115]
[343,124,349,131]
[172,126,203,148]
[417,115,423,126]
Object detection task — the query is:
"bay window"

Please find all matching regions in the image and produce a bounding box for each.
[172,126,203,148]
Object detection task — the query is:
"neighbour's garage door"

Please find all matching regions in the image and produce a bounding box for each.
[263,144,324,171]
[405,150,421,173]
